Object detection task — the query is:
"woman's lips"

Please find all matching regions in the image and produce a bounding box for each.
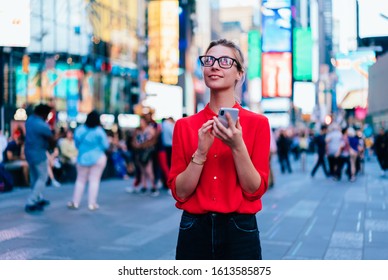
[208,74,223,79]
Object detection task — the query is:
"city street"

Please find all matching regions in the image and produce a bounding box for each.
[0,154,387,260]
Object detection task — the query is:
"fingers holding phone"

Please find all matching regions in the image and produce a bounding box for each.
[212,108,243,147]
[217,108,239,128]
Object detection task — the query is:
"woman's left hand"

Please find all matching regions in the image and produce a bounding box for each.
[212,114,244,149]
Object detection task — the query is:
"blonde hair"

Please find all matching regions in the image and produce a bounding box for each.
[205,39,245,73]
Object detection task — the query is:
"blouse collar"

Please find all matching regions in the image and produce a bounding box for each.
[203,102,241,119]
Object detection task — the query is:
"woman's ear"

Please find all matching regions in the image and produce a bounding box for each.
[236,71,243,81]
[236,72,245,84]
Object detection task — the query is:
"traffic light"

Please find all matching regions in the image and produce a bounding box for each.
[22,54,30,73]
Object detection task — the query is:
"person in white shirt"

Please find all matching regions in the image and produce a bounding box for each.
[326,123,343,178]
[161,117,175,168]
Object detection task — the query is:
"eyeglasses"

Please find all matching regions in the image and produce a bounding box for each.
[199,55,239,69]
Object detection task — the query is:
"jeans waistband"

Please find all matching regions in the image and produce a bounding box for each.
[183,210,254,219]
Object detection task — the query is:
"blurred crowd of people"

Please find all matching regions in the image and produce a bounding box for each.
[2,102,388,212]
[268,122,388,188]
[0,103,176,212]
[106,112,176,197]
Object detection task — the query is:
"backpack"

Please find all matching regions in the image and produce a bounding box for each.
[0,163,14,192]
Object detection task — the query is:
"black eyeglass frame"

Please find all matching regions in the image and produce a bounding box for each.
[198,55,240,69]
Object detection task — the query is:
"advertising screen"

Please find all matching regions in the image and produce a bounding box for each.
[262,53,292,98]
[358,0,388,38]
[248,30,261,79]
[261,0,292,52]
[262,0,291,9]
[148,0,179,85]
[293,82,316,114]
[0,0,30,47]
[261,97,291,112]
[335,51,376,109]
[118,114,141,129]
[143,81,183,121]
[264,112,290,129]
[16,62,94,116]
[293,27,313,81]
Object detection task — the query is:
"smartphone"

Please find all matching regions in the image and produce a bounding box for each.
[218,108,239,128]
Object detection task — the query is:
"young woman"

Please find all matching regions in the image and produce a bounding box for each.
[67,111,109,210]
[131,116,158,196]
[167,39,270,260]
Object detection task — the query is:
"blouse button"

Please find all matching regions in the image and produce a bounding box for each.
[213,176,217,180]
[214,154,217,158]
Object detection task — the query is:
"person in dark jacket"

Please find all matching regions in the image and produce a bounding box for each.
[311,125,329,178]
[24,104,55,213]
[277,129,292,174]
[374,128,388,177]
[3,134,29,184]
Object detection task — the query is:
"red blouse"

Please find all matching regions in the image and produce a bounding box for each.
[168,103,270,214]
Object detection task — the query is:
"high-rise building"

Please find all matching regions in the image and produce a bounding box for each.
[1,0,144,136]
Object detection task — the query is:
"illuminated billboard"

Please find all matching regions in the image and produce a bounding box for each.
[0,0,30,47]
[262,0,291,9]
[264,112,290,128]
[261,97,291,112]
[143,81,183,121]
[261,0,292,52]
[148,0,179,85]
[262,53,292,98]
[293,82,316,114]
[87,0,138,43]
[16,63,94,116]
[118,114,141,129]
[335,51,376,109]
[248,30,261,79]
[293,27,313,81]
[85,0,139,72]
[358,0,388,38]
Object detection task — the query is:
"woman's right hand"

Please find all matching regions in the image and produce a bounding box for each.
[197,119,215,156]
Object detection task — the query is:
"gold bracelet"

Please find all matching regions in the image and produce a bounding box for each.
[191,153,206,165]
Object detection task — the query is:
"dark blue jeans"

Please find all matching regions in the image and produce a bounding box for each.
[176,211,262,260]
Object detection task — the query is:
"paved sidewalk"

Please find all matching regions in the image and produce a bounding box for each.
[259,155,388,260]
[0,155,387,260]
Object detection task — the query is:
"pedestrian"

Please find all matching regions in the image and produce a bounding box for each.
[126,116,159,196]
[268,127,277,188]
[373,127,387,177]
[299,130,309,172]
[58,129,78,182]
[310,124,329,178]
[326,123,342,177]
[24,104,56,213]
[3,134,29,185]
[276,129,292,174]
[161,117,175,168]
[144,111,161,190]
[167,39,270,260]
[67,110,109,211]
[355,129,365,175]
[45,97,61,187]
[159,117,175,189]
[347,127,360,181]
[335,127,352,181]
